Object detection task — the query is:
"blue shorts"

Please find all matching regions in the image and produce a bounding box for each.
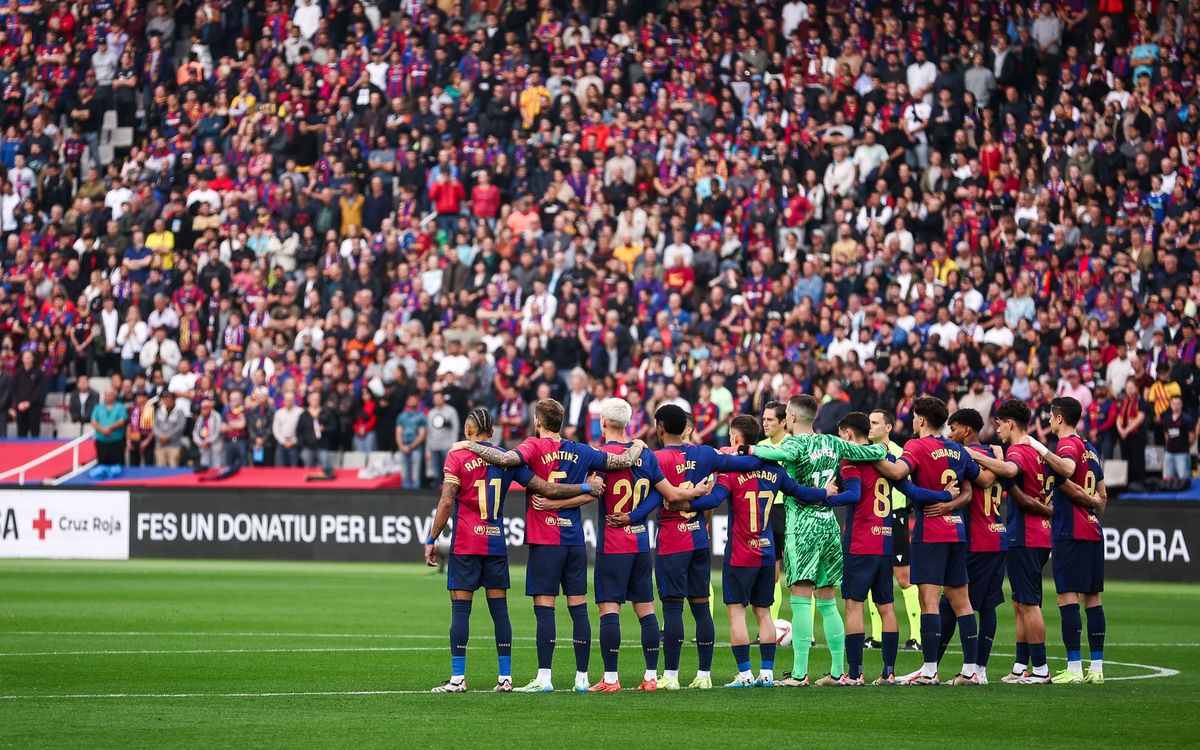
[966,551,1006,610]
[841,553,894,604]
[655,548,712,600]
[1052,539,1104,595]
[447,554,509,591]
[1007,546,1051,605]
[595,552,654,604]
[723,564,775,607]
[910,541,968,587]
[526,544,588,597]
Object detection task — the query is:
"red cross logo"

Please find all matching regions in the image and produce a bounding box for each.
[32,509,52,540]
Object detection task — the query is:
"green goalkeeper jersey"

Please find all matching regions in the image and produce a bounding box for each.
[754,433,887,534]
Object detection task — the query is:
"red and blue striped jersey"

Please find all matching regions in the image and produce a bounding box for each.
[690,458,820,567]
[839,462,895,556]
[596,441,664,555]
[900,436,979,544]
[1053,435,1104,542]
[652,444,761,555]
[443,443,534,556]
[514,436,610,547]
[966,444,1007,553]
[1004,444,1053,549]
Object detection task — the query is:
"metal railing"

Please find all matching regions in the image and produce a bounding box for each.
[0,431,96,486]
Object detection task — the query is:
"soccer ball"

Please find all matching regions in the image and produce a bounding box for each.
[774,619,793,647]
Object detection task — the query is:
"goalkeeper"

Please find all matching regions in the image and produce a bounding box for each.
[744,395,886,686]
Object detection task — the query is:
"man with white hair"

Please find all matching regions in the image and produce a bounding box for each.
[563,367,592,441]
[536,398,708,692]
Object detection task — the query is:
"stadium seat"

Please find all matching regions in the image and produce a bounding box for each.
[112,127,134,148]
[341,452,366,469]
[1104,460,1128,489]
[56,423,82,439]
[44,393,66,408]
[101,109,117,133]
[90,377,111,394]
[367,451,395,466]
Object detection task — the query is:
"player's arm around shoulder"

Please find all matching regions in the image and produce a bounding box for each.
[971,443,1018,479]
[449,439,524,467]
[779,466,843,505]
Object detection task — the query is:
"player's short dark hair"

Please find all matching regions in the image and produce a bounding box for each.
[912,396,949,429]
[1050,397,1083,426]
[730,414,761,443]
[789,394,818,423]
[535,398,565,433]
[655,403,688,435]
[466,407,494,436]
[837,411,870,439]
[870,409,895,428]
[764,401,787,422]
[995,399,1032,426]
[948,408,984,434]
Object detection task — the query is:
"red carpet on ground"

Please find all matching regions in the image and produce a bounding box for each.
[0,439,95,484]
[104,467,401,490]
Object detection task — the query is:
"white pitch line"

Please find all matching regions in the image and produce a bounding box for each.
[0,690,440,701]
[0,647,444,657]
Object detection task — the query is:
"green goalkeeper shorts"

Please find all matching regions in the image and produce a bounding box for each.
[783,511,843,590]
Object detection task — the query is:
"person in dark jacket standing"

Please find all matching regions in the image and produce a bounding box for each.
[12,350,46,437]
[298,390,336,470]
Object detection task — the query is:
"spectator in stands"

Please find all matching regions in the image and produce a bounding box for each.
[1089,382,1119,461]
[352,388,378,455]
[153,391,185,468]
[272,391,303,468]
[1162,397,1197,482]
[90,388,127,468]
[221,389,249,470]
[125,390,155,466]
[11,351,45,438]
[68,375,99,426]
[425,386,459,476]
[395,394,428,490]
[192,397,224,471]
[298,391,334,471]
[0,362,9,437]
[246,389,275,467]
[1118,380,1150,486]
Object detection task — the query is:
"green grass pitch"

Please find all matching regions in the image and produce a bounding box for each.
[0,558,1196,748]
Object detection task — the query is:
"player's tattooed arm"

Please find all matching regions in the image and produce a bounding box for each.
[1096,481,1108,519]
[525,474,605,499]
[530,493,596,511]
[1006,480,1053,517]
[425,481,457,566]
[604,439,645,470]
[453,441,523,467]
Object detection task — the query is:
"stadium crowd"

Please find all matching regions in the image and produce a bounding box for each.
[0,0,1198,483]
